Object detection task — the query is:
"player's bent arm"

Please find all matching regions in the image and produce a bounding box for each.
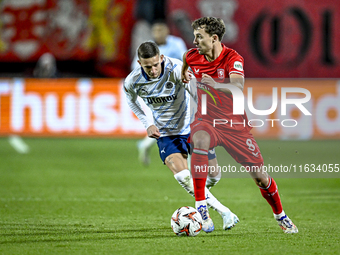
[215,73,244,94]
[125,94,153,130]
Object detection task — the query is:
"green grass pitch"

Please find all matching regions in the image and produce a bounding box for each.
[0,138,339,254]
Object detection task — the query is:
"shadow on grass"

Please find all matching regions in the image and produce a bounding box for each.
[0,223,252,244]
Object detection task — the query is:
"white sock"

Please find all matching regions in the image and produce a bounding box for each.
[187,154,191,171]
[206,172,221,189]
[274,210,286,220]
[8,135,29,154]
[205,188,231,215]
[174,170,230,216]
[174,169,194,196]
[195,200,208,211]
[140,136,156,150]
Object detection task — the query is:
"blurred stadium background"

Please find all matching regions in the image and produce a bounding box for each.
[0,0,339,254]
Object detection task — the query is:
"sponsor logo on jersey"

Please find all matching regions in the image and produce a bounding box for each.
[165,81,174,89]
[234,61,243,71]
[194,68,200,74]
[217,69,225,79]
[146,94,177,104]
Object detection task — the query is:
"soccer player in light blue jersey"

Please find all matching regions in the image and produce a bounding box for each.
[132,21,188,166]
[124,41,239,232]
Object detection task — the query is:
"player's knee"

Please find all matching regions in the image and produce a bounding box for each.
[192,131,210,149]
[165,154,187,173]
[254,177,269,188]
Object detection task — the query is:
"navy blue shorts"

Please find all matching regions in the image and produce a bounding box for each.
[157,134,191,163]
[157,134,216,163]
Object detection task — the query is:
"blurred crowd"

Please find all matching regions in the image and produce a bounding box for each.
[0,0,181,79]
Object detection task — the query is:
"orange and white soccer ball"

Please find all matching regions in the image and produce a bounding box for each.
[170,206,203,237]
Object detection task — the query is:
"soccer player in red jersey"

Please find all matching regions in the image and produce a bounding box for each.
[181,17,298,233]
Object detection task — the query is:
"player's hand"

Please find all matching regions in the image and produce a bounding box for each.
[147,125,161,139]
[201,73,217,87]
[181,70,193,84]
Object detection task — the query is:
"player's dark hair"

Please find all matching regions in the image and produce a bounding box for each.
[137,41,160,59]
[191,17,226,41]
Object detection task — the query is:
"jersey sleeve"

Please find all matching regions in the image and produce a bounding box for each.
[123,79,153,130]
[185,48,197,66]
[227,50,245,77]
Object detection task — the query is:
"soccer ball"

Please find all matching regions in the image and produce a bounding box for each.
[170,206,203,236]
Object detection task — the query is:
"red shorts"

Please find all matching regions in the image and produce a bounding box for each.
[190,120,263,165]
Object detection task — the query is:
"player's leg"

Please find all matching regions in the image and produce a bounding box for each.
[165,152,194,196]
[163,152,210,232]
[247,163,282,215]
[156,134,197,201]
[188,149,237,230]
[205,151,239,230]
[243,134,297,233]
[246,163,298,233]
[190,130,214,232]
[137,136,157,165]
[187,142,220,190]
[8,135,29,154]
[206,149,221,189]
[222,131,298,233]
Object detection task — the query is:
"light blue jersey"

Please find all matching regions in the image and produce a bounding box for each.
[124,56,197,137]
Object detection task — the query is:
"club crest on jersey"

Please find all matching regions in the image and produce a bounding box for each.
[140,88,148,95]
[165,81,174,89]
[217,69,225,79]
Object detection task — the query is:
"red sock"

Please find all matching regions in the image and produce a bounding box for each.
[259,177,283,214]
[191,149,209,201]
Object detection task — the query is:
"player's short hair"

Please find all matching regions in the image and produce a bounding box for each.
[191,17,226,41]
[137,41,160,59]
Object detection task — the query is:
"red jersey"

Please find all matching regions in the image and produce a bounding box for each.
[186,44,251,133]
